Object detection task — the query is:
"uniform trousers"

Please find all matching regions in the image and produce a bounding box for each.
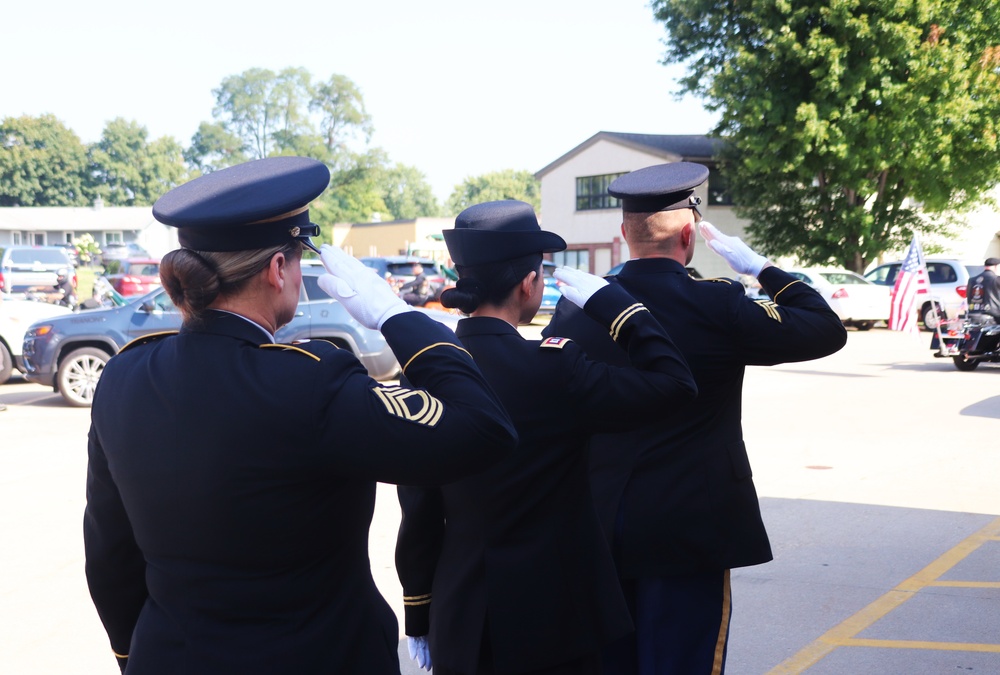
[601,570,732,675]
[432,618,602,675]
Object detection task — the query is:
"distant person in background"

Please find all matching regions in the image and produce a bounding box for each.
[966,257,1000,323]
[395,199,697,675]
[544,162,847,675]
[400,263,434,306]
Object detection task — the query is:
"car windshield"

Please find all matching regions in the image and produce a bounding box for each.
[386,262,435,276]
[9,249,68,264]
[125,263,159,275]
[819,272,869,285]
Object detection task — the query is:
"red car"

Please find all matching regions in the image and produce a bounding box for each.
[105,258,161,296]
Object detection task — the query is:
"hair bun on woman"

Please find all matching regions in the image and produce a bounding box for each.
[441,277,486,314]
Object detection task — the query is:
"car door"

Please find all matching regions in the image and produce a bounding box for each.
[125,288,184,340]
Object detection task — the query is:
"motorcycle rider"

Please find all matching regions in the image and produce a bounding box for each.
[55,267,77,309]
[967,257,1000,324]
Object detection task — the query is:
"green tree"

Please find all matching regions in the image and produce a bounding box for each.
[379,163,441,219]
[184,122,247,173]
[0,114,91,206]
[89,118,189,205]
[653,0,1000,271]
[445,169,540,215]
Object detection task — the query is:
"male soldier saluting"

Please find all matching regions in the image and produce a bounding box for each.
[544,162,847,674]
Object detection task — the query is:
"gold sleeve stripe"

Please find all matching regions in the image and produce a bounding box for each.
[401,342,473,374]
[609,304,649,342]
[772,279,803,302]
[258,344,322,361]
[113,650,128,658]
[754,300,783,322]
[404,593,432,602]
[373,386,444,427]
[404,597,433,606]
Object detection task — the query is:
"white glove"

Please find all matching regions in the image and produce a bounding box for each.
[554,266,609,309]
[317,244,412,330]
[407,635,433,671]
[699,222,768,277]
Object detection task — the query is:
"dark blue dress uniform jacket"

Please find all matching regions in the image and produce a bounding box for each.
[544,259,847,578]
[395,284,697,674]
[84,309,517,674]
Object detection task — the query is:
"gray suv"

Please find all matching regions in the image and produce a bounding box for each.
[0,245,74,294]
[22,267,453,406]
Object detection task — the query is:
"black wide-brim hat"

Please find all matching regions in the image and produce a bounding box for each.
[609,162,709,215]
[444,200,566,266]
[153,156,330,252]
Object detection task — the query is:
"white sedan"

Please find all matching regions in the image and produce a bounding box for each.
[784,268,889,330]
[0,298,73,383]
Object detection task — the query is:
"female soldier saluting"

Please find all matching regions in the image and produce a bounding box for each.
[395,200,697,675]
[83,157,517,674]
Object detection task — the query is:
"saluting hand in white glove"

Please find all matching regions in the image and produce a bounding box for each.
[699,222,769,277]
[553,266,610,309]
[317,244,412,330]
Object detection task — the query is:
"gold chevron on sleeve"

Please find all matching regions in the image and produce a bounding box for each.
[372,386,444,427]
[609,303,649,342]
[754,300,783,322]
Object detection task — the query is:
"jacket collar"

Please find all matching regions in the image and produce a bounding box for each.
[617,257,688,276]
[455,316,521,339]
[180,309,273,344]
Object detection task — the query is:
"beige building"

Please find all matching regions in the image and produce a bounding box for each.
[0,202,178,258]
[331,217,454,265]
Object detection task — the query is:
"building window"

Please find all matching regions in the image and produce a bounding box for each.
[576,173,625,211]
[12,232,23,245]
[708,167,733,206]
[105,232,123,246]
[552,249,590,272]
[30,232,45,245]
[64,232,74,244]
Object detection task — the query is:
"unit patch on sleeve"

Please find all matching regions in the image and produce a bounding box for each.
[754,300,783,323]
[372,385,444,427]
[540,337,572,349]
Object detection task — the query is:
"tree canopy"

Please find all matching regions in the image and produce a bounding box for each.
[653,0,1000,271]
[446,169,541,215]
[89,118,189,206]
[0,114,91,206]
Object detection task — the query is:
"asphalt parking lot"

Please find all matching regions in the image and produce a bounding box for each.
[1,325,998,674]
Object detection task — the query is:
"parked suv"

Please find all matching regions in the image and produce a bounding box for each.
[864,258,984,330]
[22,266,455,407]
[0,246,75,294]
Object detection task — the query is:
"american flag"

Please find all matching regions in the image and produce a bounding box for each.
[888,236,930,332]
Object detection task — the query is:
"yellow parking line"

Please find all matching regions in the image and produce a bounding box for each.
[767,516,1000,674]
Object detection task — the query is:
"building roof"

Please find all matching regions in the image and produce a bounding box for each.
[534,131,724,179]
[0,205,156,232]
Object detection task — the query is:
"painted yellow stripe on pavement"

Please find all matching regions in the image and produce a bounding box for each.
[841,638,1000,653]
[767,516,1000,674]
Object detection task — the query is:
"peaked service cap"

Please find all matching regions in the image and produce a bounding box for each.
[608,162,709,215]
[153,156,330,253]
[444,200,566,266]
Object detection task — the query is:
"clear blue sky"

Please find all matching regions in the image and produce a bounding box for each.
[3,0,718,202]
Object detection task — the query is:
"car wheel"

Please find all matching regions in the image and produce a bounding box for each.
[57,347,109,407]
[0,341,13,384]
[921,303,942,332]
[952,355,981,371]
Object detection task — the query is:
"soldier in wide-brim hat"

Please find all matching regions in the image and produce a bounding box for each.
[394,200,697,674]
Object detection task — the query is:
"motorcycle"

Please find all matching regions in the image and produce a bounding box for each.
[931,315,1000,371]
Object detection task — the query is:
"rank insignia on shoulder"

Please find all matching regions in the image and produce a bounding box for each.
[540,337,571,349]
[754,299,783,323]
[372,385,444,427]
[119,331,179,353]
